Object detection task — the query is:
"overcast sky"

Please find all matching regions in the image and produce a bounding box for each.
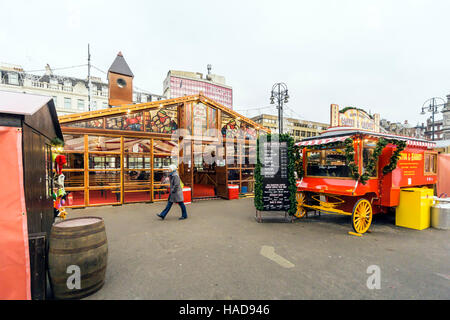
[1,0,449,125]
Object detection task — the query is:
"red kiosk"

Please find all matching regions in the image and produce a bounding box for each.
[294,106,438,234]
[0,91,63,299]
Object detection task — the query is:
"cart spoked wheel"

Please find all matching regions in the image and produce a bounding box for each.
[294,192,307,218]
[352,199,373,234]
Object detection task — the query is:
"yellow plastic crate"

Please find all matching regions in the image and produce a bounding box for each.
[396,188,434,230]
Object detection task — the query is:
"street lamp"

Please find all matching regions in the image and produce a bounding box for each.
[421,97,446,141]
[270,83,289,134]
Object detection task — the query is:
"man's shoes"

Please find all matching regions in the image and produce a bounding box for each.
[178,217,187,220]
[156,214,165,220]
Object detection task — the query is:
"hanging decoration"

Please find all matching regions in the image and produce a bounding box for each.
[51,137,65,154]
[358,138,386,184]
[355,137,407,184]
[51,137,68,220]
[55,154,67,175]
[344,138,360,181]
[381,138,407,174]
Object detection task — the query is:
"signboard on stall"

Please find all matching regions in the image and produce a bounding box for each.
[330,104,381,132]
[260,141,290,211]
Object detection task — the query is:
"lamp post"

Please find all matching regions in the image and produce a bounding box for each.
[270,83,289,134]
[421,97,446,141]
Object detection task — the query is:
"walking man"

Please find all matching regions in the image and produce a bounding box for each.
[156,164,188,220]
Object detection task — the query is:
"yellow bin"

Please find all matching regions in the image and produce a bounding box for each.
[396,188,434,230]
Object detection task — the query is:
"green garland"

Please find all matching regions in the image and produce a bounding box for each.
[254,133,297,215]
[293,145,304,179]
[286,135,298,215]
[381,139,407,175]
[51,137,65,147]
[292,137,407,185]
[359,138,386,184]
[339,107,374,120]
[344,138,360,181]
[293,139,359,180]
[254,136,263,211]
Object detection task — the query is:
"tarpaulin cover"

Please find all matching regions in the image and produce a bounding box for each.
[437,154,450,198]
[0,126,31,300]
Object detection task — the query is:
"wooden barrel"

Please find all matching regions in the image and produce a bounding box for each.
[48,217,108,299]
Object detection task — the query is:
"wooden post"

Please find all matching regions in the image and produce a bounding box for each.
[150,138,154,202]
[28,232,46,300]
[120,136,124,204]
[239,140,242,193]
[191,139,194,195]
[84,134,89,206]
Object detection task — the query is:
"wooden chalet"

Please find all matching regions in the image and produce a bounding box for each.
[58,53,269,207]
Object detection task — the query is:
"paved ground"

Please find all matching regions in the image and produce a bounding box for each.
[67,198,450,300]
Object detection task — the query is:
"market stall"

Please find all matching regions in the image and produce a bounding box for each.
[0,90,63,299]
[294,128,437,234]
[58,93,268,207]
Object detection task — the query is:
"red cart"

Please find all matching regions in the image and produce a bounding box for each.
[295,128,437,234]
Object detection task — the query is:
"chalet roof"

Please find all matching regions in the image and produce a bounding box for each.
[296,127,436,148]
[434,139,450,148]
[57,93,269,133]
[108,52,134,77]
[38,74,105,90]
[0,90,63,139]
[0,90,52,115]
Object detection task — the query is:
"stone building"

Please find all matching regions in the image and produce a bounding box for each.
[251,114,328,141]
[442,94,450,140]
[163,68,233,109]
[379,119,426,139]
[0,56,164,116]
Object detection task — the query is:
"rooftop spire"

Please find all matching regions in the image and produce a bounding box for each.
[108,51,133,77]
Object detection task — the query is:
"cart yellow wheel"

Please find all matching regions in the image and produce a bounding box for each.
[295,192,307,218]
[351,199,373,234]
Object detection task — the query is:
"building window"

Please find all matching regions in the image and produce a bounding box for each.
[64,97,72,109]
[91,101,97,110]
[77,99,85,110]
[52,96,57,106]
[102,102,108,109]
[8,72,19,85]
[424,153,437,174]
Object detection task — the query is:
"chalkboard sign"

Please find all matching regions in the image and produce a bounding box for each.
[260,141,290,211]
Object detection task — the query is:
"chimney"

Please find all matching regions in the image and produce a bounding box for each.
[45,64,53,76]
[206,64,212,80]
